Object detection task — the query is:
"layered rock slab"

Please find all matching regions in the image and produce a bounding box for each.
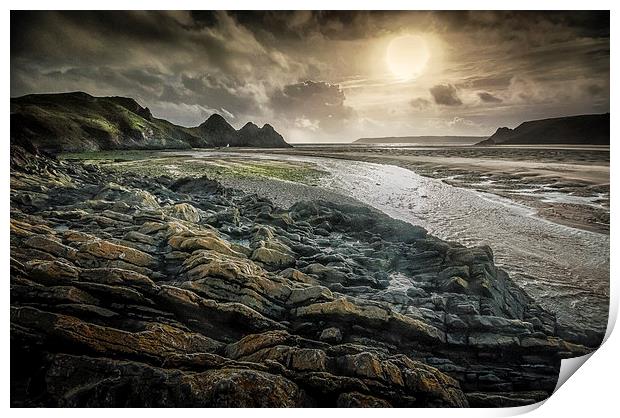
[10,146,591,407]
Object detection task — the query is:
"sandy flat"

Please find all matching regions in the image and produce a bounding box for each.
[329,152,610,184]
[226,147,609,234]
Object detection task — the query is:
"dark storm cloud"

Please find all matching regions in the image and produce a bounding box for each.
[271,80,347,109]
[11,11,186,67]
[585,83,606,97]
[236,10,384,42]
[409,98,431,110]
[444,11,607,36]
[228,10,609,43]
[270,80,355,132]
[430,84,462,106]
[178,73,259,116]
[10,10,610,140]
[477,92,503,103]
[13,65,165,102]
[11,10,307,127]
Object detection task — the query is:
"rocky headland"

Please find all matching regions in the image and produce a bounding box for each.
[10,92,290,154]
[476,113,610,146]
[10,145,594,407]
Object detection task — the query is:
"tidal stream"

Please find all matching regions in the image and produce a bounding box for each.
[180,151,610,335]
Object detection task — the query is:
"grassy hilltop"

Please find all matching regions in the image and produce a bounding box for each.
[11,92,290,154]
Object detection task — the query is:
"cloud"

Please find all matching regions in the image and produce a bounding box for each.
[584,83,606,97]
[10,11,610,141]
[270,80,356,133]
[477,91,503,103]
[505,76,556,105]
[430,84,462,106]
[294,117,320,131]
[409,97,431,109]
[448,117,478,128]
[10,11,309,126]
[422,116,491,136]
[178,73,259,117]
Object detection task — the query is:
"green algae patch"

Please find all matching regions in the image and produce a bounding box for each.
[59,151,326,185]
[59,150,175,162]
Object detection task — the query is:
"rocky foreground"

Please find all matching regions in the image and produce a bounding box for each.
[10,146,592,407]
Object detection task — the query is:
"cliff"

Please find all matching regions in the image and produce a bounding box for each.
[477,113,610,146]
[10,92,291,153]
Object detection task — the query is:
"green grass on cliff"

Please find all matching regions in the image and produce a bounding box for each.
[60,151,325,185]
[11,92,200,153]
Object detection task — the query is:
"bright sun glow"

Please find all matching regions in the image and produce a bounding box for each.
[386,35,430,81]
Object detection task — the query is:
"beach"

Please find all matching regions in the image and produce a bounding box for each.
[10,145,601,407]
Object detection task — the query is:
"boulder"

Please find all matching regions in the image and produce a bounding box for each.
[44,354,305,407]
[319,327,343,343]
[251,247,295,269]
[167,203,201,223]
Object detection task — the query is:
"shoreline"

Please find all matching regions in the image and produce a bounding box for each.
[11,145,600,407]
[218,147,610,235]
[126,148,608,337]
[58,148,609,333]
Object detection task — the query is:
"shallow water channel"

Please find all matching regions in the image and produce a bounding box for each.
[177,151,610,335]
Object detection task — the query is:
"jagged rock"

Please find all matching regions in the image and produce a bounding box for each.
[337,392,392,407]
[11,306,223,360]
[9,147,593,407]
[25,259,80,284]
[155,285,284,338]
[468,333,520,348]
[80,268,158,291]
[182,250,264,282]
[168,231,245,258]
[12,283,99,306]
[280,267,319,285]
[24,234,77,259]
[75,239,156,268]
[11,92,291,153]
[295,298,445,344]
[443,277,469,293]
[94,183,160,209]
[225,330,468,407]
[225,330,294,359]
[320,327,343,343]
[43,354,305,407]
[466,391,549,407]
[288,285,333,306]
[205,208,240,226]
[167,203,201,223]
[303,263,349,285]
[251,246,295,269]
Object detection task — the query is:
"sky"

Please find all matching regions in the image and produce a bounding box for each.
[11,11,610,143]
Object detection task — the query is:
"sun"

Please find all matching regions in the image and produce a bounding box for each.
[386,34,430,81]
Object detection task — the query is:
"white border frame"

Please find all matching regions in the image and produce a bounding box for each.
[3,2,617,416]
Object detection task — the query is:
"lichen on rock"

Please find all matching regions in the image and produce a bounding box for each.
[10,146,593,407]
